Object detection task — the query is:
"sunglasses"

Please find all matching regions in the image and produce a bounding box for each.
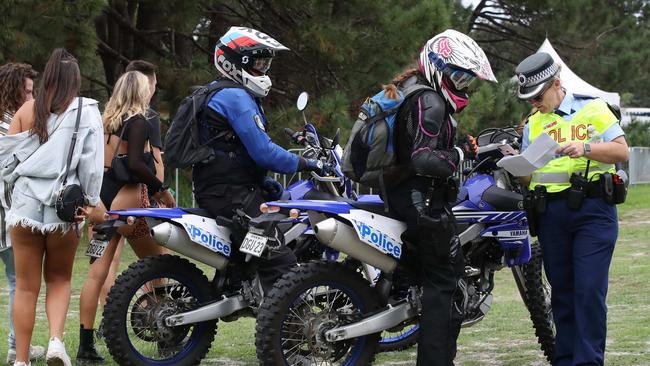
[528,81,553,103]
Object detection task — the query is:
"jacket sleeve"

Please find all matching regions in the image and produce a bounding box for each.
[409,92,461,178]
[207,89,300,174]
[78,105,105,206]
[126,117,163,193]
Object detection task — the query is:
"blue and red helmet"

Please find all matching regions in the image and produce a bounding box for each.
[214,26,289,98]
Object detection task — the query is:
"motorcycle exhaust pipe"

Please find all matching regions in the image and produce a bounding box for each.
[151,223,229,271]
[314,218,397,273]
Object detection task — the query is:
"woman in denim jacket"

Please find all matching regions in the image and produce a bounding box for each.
[0,48,104,366]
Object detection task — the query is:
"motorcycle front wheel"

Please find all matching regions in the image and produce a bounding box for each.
[255,261,381,365]
[512,240,555,362]
[103,255,217,366]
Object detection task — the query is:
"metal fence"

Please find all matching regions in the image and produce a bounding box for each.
[627,147,650,185]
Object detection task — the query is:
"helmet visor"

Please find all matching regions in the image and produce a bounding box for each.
[251,57,273,74]
[447,69,476,91]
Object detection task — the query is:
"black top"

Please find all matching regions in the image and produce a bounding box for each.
[393,76,460,184]
[146,108,163,149]
[114,114,163,192]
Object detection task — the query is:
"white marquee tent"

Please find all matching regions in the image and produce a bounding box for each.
[537,39,620,106]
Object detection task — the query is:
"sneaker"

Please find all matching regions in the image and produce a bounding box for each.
[6,345,46,364]
[12,362,30,366]
[45,337,71,366]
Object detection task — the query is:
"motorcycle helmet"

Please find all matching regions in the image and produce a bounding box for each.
[418,29,497,112]
[214,26,289,97]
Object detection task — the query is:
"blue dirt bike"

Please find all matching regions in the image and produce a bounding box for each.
[253,127,555,365]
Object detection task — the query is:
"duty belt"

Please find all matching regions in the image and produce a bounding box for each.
[546,181,603,200]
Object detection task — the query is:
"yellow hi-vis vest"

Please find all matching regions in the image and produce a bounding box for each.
[528,98,617,193]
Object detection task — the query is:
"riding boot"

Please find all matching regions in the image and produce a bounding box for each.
[76,326,105,364]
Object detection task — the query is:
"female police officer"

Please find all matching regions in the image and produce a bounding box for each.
[515,52,628,366]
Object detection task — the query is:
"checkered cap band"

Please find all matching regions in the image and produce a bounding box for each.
[519,62,560,87]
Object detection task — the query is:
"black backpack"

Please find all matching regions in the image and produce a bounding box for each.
[163,79,243,168]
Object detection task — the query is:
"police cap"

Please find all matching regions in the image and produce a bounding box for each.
[515,52,560,100]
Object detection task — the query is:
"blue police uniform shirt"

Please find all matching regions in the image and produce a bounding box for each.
[521,91,625,152]
[207,87,300,174]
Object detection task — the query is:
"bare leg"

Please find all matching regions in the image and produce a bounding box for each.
[79,235,121,329]
[11,226,46,363]
[98,237,124,308]
[43,228,80,339]
[79,184,152,330]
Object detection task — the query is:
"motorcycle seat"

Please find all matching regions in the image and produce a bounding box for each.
[481,186,523,211]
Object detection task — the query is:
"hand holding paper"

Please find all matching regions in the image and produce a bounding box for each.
[496,133,560,176]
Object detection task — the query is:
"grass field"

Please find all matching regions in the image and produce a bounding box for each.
[1,185,649,365]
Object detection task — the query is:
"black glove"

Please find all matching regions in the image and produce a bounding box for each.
[301,158,333,176]
[457,134,478,161]
[262,176,284,200]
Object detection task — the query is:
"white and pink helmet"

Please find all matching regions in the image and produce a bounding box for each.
[419,29,497,112]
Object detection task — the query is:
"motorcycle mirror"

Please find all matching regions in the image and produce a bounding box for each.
[296,92,309,126]
[296,92,309,111]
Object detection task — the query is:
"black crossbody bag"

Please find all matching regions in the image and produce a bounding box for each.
[55,98,85,222]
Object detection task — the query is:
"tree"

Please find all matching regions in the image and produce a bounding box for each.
[623,120,650,147]
[467,0,650,107]
[0,0,106,99]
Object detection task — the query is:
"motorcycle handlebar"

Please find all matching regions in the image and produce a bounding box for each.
[284,127,296,138]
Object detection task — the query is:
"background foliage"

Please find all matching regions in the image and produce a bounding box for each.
[0,0,648,143]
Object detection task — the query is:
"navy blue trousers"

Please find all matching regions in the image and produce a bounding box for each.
[538,197,617,366]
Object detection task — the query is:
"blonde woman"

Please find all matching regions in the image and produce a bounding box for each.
[0,48,104,366]
[77,71,175,364]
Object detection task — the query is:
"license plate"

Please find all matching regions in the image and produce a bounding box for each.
[85,238,109,258]
[239,233,268,257]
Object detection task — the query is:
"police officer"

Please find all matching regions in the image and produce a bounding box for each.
[383,30,496,366]
[193,26,329,293]
[515,52,629,366]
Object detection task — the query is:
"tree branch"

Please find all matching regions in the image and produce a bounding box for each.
[104,6,169,57]
[97,39,131,64]
[82,73,112,92]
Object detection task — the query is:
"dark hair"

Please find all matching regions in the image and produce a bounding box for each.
[382,67,421,100]
[33,48,80,143]
[126,60,157,77]
[0,63,38,118]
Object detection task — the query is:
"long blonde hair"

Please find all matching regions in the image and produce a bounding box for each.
[103,71,150,133]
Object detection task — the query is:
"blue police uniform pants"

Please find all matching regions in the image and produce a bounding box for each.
[538,197,617,366]
[0,247,16,350]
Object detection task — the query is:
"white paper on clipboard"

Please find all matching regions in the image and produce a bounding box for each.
[496,133,561,176]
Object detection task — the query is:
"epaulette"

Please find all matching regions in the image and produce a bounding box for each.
[572,93,595,100]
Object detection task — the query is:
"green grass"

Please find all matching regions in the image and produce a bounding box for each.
[1,185,649,365]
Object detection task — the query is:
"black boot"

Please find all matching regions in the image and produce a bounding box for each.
[76,326,105,364]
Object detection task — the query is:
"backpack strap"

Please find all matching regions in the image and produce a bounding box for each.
[401,84,435,99]
[197,79,248,145]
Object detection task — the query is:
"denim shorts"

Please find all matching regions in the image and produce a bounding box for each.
[7,189,68,234]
